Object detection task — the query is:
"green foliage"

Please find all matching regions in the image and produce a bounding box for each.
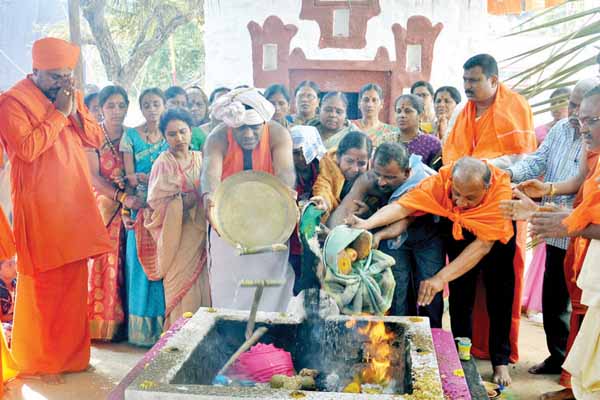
[134,20,204,91]
[503,0,600,113]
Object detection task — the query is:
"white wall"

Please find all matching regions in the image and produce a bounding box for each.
[204,0,598,121]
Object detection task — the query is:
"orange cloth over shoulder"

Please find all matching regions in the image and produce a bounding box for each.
[0,78,112,276]
[222,124,273,179]
[563,158,600,234]
[0,209,14,260]
[443,83,536,165]
[559,153,599,388]
[397,161,514,243]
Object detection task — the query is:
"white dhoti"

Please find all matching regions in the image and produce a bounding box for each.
[207,229,294,312]
[563,239,600,399]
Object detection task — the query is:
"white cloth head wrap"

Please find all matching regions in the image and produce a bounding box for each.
[290,125,327,164]
[210,87,275,128]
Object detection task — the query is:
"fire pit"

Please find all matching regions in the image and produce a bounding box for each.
[123,305,443,399]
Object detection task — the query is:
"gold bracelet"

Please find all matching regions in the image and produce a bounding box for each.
[121,208,131,216]
[548,183,557,198]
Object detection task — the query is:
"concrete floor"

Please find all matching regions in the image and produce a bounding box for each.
[2,316,564,400]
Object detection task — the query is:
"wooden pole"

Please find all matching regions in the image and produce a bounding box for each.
[68,0,84,90]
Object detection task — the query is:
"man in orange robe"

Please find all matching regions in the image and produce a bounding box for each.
[347,157,516,385]
[0,37,111,381]
[200,87,296,312]
[443,54,536,377]
[521,87,600,400]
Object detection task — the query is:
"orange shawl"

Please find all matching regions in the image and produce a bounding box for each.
[563,157,600,234]
[397,162,514,243]
[0,209,14,260]
[222,124,273,179]
[443,82,536,165]
[312,150,345,214]
[0,77,111,275]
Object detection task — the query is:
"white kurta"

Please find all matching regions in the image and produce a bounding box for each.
[207,229,294,312]
[563,239,600,399]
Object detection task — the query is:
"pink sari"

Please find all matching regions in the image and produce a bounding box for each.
[144,151,211,329]
[522,242,545,314]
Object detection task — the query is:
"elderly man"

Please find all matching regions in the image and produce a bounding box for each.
[331,143,444,326]
[347,157,515,385]
[0,37,111,382]
[443,54,537,368]
[508,86,600,400]
[200,87,296,312]
[504,78,600,377]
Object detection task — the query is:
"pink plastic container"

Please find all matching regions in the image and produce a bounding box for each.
[230,343,294,382]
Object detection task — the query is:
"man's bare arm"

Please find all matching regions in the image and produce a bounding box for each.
[573,224,600,240]
[269,121,296,189]
[417,238,494,305]
[328,173,371,228]
[199,126,227,196]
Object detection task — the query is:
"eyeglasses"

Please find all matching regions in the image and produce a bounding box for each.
[578,116,600,127]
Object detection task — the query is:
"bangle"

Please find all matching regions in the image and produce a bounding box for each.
[548,183,557,198]
[113,189,121,202]
[118,192,128,204]
[121,208,131,216]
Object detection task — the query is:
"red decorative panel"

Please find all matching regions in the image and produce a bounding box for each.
[248,16,298,88]
[247,14,443,124]
[299,0,381,49]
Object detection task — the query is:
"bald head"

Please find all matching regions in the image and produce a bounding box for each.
[568,78,600,130]
[573,78,600,99]
[451,157,491,209]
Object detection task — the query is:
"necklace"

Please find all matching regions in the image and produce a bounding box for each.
[101,123,120,156]
[144,124,161,144]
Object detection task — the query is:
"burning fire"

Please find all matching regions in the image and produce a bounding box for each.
[358,321,394,385]
[345,318,357,329]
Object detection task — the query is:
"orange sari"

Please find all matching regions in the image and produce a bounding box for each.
[88,139,126,341]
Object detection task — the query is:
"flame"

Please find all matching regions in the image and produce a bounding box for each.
[358,321,394,386]
[345,318,357,329]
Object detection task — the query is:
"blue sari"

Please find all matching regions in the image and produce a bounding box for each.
[120,128,168,346]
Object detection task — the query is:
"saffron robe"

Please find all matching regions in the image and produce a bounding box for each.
[0,77,111,377]
[558,153,600,388]
[441,83,535,363]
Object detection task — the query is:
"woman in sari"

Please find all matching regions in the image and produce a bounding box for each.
[433,86,461,140]
[351,83,397,143]
[86,85,142,341]
[186,86,210,151]
[312,92,357,150]
[145,109,211,329]
[265,84,292,128]
[120,88,168,346]
[292,80,320,126]
[378,94,442,169]
[410,81,436,134]
[311,131,372,224]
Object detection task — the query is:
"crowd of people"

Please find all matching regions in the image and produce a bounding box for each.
[0,37,599,400]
